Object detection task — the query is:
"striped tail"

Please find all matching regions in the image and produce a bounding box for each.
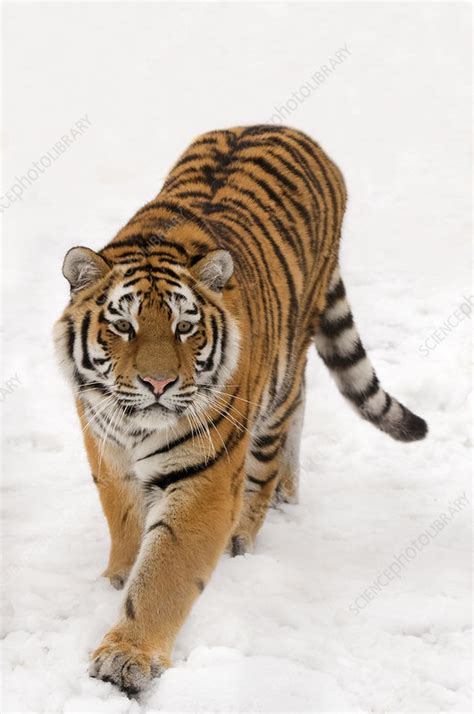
[314,267,427,442]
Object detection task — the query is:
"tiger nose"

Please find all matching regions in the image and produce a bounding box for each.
[141,375,177,395]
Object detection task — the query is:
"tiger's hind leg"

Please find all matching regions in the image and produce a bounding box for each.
[230,389,305,555]
[275,389,305,505]
[230,461,280,556]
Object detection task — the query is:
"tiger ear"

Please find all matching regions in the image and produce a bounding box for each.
[191,250,234,291]
[62,247,110,293]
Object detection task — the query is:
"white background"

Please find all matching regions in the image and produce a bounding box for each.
[2,2,472,712]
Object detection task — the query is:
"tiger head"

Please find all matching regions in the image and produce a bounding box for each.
[54,244,241,430]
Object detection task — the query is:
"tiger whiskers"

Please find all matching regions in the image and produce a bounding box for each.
[79,394,117,436]
[200,405,229,462]
[205,386,264,410]
[187,406,214,463]
[193,392,253,448]
[97,401,125,475]
[192,404,215,461]
[201,393,252,436]
[195,406,217,463]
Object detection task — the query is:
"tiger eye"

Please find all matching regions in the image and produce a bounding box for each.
[176,320,193,335]
[114,319,132,333]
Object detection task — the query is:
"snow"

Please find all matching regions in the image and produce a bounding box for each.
[1,2,471,713]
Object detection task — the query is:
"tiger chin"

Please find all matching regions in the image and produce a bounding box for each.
[54,125,427,696]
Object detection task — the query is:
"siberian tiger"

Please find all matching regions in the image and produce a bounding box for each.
[54,125,427,695]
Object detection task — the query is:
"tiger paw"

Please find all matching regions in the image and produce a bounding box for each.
[90,628,168,696]
[230,533,253,556]
[102,565,132,590]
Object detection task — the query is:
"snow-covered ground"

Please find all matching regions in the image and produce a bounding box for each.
[2,3,471,713]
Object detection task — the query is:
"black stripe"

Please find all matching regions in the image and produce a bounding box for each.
[120,265,147,277]
[240,155,296,192]
[344,373,380,407]
[254,432,280,448]
[123,277,145,288]
[325,280,345,308]
[149,265,183,281]
[201,314,219,373]
[164,163,216,191]
[217,198,280,346]
[146,519,177,541]
[163,174,210,194]
[146,423,245,491]
[107,303,120,316]
[114,250,186,264]
[322,340,366,370]
[319,311,353,337]
[93,357,109,366]
[81,311,93,370]
[270,396,302,430]
[275,133,330,245]
[213,308,228,381]
[114,255,144,263]
[66,318,75,361]
[174,190,211,201]
[235,155,308,235]
[190,136,219,146]
[381,393,392,416]
[217,196,284,347]
[153,276,183,289]
[224,191,299,331]
[125,596,135,619]
[105,234,188,257]
[289,133,342,246]
[147,459,211,491]
[118,294,135,308]
[251,445,281,463]
[236,139,319,210]
[223,174,304,263]
[237,167,299,236]
[241,125,286,136]
[171,152,208,171]
[247,469,278,486]
[268,137,326,211]
[243,154,314,237]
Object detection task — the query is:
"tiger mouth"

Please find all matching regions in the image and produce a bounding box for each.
[141,401,188,416]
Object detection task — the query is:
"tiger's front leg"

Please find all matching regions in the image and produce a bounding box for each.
[89,455,246,695]
[79,407,144,590]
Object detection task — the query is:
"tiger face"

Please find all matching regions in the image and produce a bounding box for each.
[54,245,241,432]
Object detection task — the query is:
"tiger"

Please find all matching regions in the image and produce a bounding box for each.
[54,124,427,695]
